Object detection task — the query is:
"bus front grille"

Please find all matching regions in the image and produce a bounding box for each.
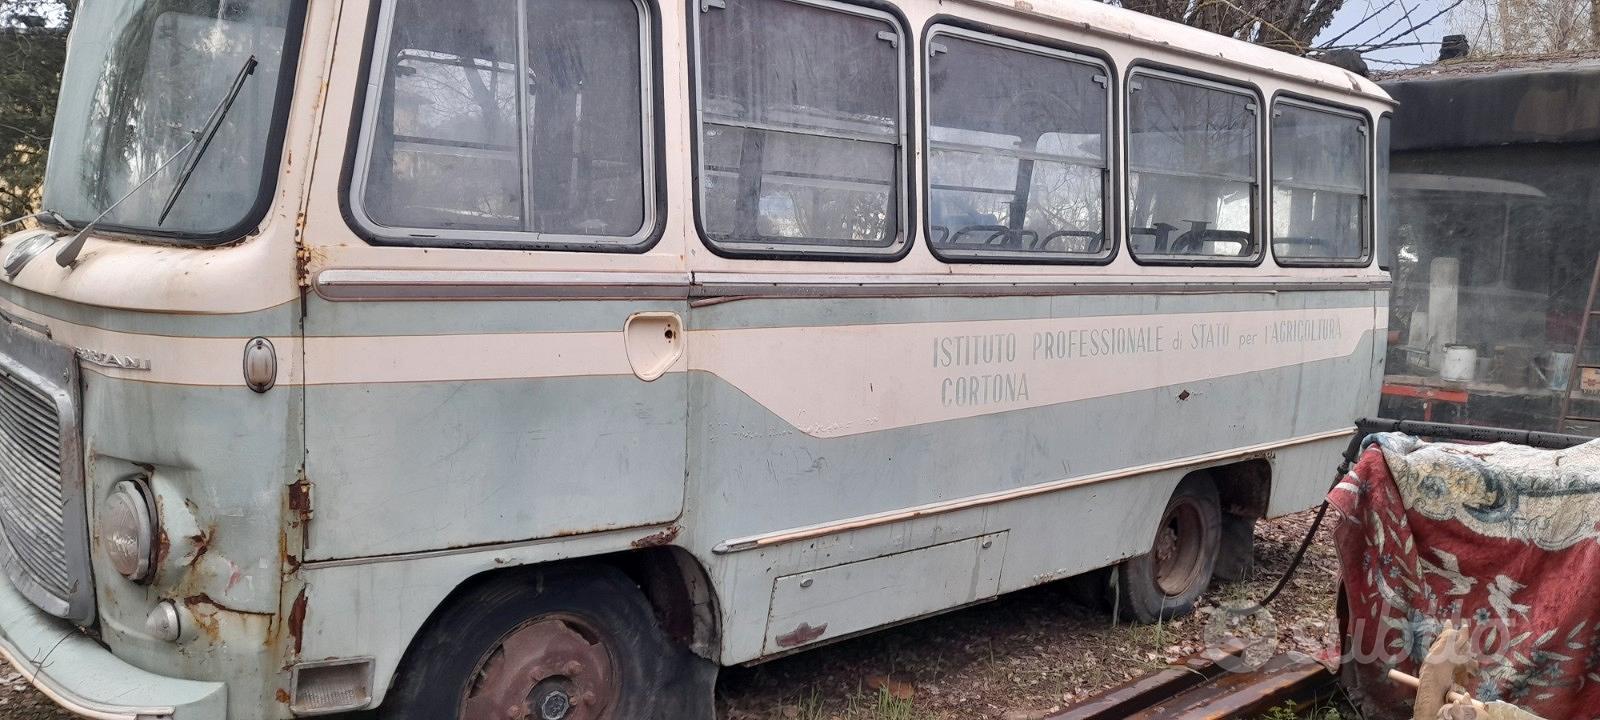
[0,325,92,624]
[0,371,72,601]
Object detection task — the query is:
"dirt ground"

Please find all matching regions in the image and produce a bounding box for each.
[0,667,71,720]
[0,510,1341,720]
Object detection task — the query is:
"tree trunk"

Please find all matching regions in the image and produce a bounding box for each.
[1592,0,1600,49]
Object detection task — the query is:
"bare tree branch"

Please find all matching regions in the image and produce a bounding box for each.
[1101,0,1350,53]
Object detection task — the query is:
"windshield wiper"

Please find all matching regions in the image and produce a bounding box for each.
[55,55,258,268]
[0,210,73,233]
[157,55,258,226]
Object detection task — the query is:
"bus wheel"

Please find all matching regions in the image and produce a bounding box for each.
[1115,476,1222,623]
[381,566,709,720]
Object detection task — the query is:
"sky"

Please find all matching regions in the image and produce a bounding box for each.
[1318,0,1468,69]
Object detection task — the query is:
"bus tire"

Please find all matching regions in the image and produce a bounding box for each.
[1114,477,1222,624]
[380,565,712,720]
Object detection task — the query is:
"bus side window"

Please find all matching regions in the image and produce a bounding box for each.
[694,0,905,257]
[926,31,1111,263]
[1127,71,1260,263]
[1270,102,1370,265]
[350,0,653,248]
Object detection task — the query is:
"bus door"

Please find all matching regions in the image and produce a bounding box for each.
[297,0,689,562]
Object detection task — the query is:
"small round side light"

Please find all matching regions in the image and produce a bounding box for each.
[146,601,182,643]
[243,337,277,393]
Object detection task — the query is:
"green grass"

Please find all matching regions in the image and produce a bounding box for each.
[768,685,932,720]
[1255,699,1351,720]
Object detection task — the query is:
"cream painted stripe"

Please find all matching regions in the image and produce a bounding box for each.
[0,297,1380,412]
[0,296,1379,407]
[0,298,661,387]
[0,294,299,386]
[713,427,1357,554]
[0,294,662,387]
[694,306,1377,439]
[300,332,652,385]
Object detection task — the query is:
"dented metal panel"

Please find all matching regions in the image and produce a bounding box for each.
[762,533,1007,655]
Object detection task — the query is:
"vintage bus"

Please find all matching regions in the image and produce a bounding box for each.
[0,0,1391,718]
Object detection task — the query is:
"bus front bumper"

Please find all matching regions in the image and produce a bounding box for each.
[0,576,227,720]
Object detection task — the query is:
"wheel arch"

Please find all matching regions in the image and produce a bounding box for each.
[1206,457,1273,519]
[377,547,722,708]
[1197,458,1273,583]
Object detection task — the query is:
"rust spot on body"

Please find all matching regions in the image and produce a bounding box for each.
[632,525,682,549]
[775,622,827,648]
[154,529,171,569]
[184,593,249,615]
[187,526,214,567]
[181,594,249,643]
[275,688,291,704]
[287,589,308,656]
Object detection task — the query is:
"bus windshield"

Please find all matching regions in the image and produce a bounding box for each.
[40,0,297,242]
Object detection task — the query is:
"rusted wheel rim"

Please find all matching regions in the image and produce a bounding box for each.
[1153,500,1205,597]
[461,614,619,720]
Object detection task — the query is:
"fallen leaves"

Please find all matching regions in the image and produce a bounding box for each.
[719,509,1343,720]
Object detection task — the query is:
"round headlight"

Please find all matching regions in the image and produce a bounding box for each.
[100,478,156,583]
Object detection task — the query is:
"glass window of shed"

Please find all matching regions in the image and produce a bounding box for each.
[927,32,1109,262]
[353,0,652,247]
[1376,114,1392,270]
[1127,73,1259,262]
[1272,102,1369,263]
[695,0,903,255]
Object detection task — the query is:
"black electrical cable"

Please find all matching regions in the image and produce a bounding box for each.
[1257,497,1333,609]
[1253,458,1350,610]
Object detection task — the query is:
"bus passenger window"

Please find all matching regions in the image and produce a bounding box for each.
[1271,103,1369,264]
[1127,72,1259,263]
[926,32,1109,262]
[352,0,652,247]
[695,0,903,255]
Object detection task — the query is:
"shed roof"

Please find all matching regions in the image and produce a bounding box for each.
[1380,52,1600,151]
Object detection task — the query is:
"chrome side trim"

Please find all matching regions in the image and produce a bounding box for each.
[713,427,1357,554]
[692,278,1391,300]
[315,268,1388,302]
[0,307,50,338]
[314,269,693,301]
[0,637,173,720]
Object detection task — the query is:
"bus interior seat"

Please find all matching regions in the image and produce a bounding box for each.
[1041,230,1104,253]
[1171,228,1251,256]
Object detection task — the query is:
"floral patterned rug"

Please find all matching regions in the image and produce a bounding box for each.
[1331,433,1600,720]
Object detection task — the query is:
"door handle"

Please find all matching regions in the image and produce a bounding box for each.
[624,312,684,382]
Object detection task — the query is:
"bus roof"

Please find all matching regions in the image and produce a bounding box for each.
[961,0,1394,105]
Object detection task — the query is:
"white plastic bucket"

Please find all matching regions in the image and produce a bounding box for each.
[1545,351,1575,391]
[1440,345,1477,382]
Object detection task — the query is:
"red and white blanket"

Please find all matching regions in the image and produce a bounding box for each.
[1331,433,1600,720]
